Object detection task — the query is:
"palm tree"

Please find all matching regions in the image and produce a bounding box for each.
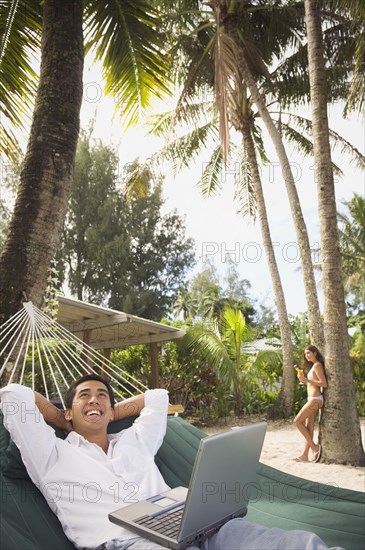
[173,288,198,320]
[155,2,324,410]
[0,0,170,323]
[213,1,324,352]
[210,0,364,352]
[186,306,282,415]
[304,0,364,465]
[238,108,295,416]
[0,0,84,323]
[186,306,253,415]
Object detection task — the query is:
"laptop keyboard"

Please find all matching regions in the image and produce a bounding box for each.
[135,505,184,538]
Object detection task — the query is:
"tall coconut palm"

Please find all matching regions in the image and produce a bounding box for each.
[239,108,295,416]
[208,0,363,350]
[304,0,364,465]
[0,0,84,323]
[0,0,170,323]
[158,0,323,352]
[212,1,325,352]
[152,1,315,414]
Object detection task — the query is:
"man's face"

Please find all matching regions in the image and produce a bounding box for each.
[65,380,114,435]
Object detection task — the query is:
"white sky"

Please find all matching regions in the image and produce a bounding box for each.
[80,60,365,317]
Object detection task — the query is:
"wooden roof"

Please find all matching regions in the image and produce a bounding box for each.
[57,296,185,349]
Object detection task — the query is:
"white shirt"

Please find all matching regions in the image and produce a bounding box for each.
[0,384,170,549]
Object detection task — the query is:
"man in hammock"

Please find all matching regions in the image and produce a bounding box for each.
[0,375,343,550]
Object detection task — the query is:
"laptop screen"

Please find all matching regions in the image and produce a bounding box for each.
[179,423,267,541]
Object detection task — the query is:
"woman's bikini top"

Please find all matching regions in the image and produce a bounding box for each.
[307,368,315,380]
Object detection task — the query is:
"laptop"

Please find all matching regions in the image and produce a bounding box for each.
[109,422,267,549]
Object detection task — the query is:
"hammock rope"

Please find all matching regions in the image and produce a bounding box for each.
[0,302,150,409]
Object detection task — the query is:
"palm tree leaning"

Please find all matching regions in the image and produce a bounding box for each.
[215,1,324,352]
[0,0,84,323]
[238,107,295,416]
[304,0,364,465]
[0,0,170,323]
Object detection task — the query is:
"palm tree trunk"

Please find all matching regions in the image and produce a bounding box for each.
[0,0,84,323]
[241,116,294,416]
[221,9,324,351]
[240,59,324,351]
[304,0,364,465]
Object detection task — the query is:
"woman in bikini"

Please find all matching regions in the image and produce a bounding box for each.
[293,344,327,463]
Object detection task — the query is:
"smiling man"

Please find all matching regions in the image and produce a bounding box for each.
[0,375,344,550]
[0,374,171,549]
[64,378,118,453]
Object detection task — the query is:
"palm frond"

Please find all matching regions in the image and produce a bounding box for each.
[344,11,365,113]
[0,121,23,163]
[197,146,224,197]
[236,1,306,66]
[268,14,358,108]
[328,126,365,171]
[171,31,216,122]
[0,0,42,159]
[123,161,155,200]
[280,122,343,176]
[338,193,365,289]
[233,143,256,220]
[252,349,282,370]
[220,307,250,355]
[251,120,271,164]
[282,112,365,170]
[185,321,232,373]
[212,7,241,163]
[148,101,215,139]
[167,124,218,174]
[280,122,314,156]
[84,0,172,127]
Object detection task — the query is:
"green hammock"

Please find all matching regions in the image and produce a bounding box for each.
[0,413,364,550]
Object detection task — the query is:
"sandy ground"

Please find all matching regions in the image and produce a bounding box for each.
[201,417,365,492]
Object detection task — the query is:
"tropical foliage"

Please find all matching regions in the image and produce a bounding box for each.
[184,306,281,415]
[349,329,365,415]
[0,0,171,158]
[338,193,365,323]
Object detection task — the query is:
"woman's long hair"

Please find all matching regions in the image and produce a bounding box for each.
[303,344,325,370]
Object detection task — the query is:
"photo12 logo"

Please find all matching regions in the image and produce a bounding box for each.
[201,241,320,265]
[201,480,339,504]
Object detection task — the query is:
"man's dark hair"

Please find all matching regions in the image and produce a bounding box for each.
[64,374,115,409]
